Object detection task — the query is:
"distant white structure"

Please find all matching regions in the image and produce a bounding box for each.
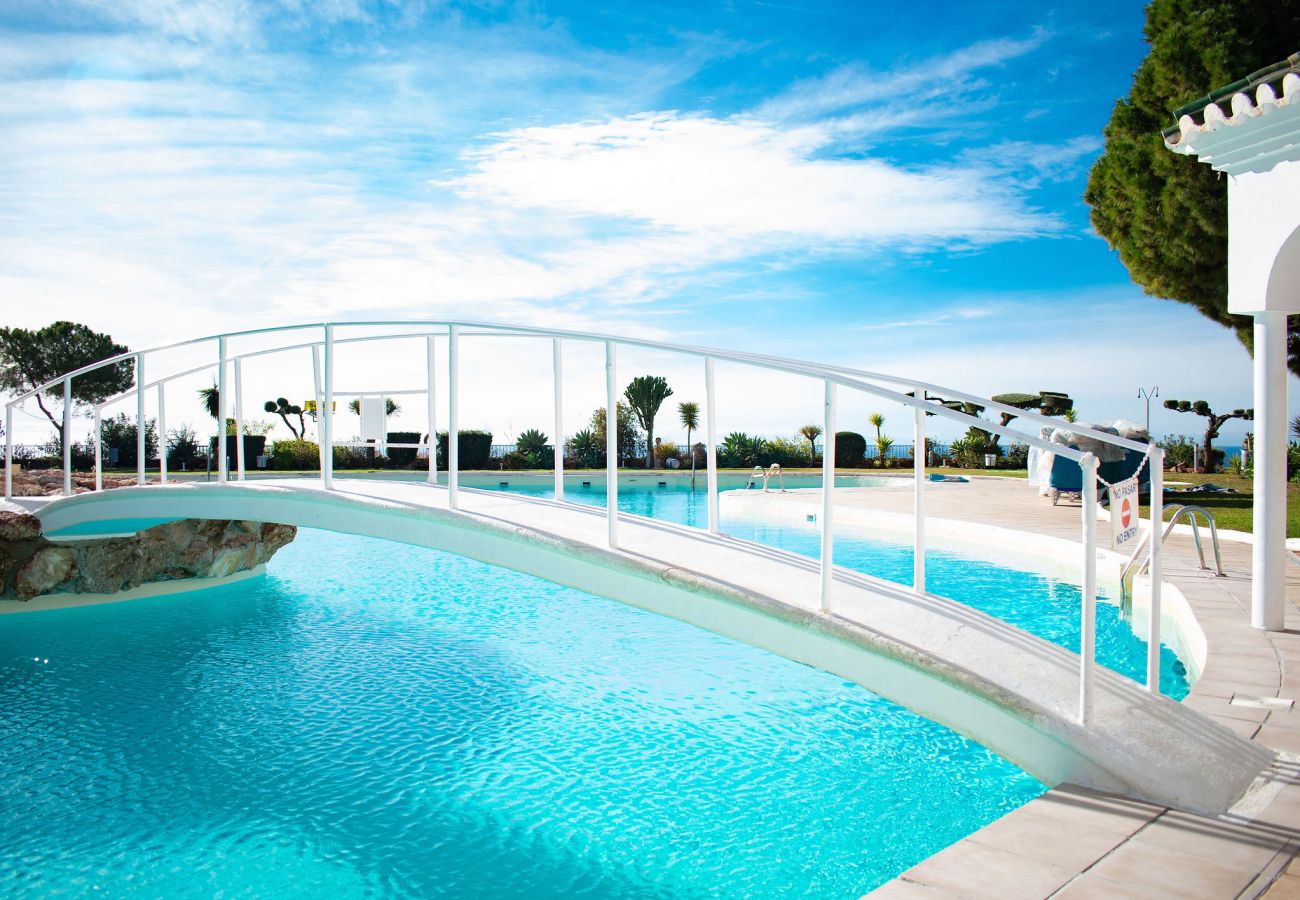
[1166,58,1300,631]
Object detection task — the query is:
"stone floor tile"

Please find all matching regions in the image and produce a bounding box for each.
[965,805,1127,871]
[1258,725,1300,755]
[1265,872,1300,898]
[900,842,1074,900]
[1086,839,1255,899]
[1052,872,1181,899]
[1192,678,1281,699]
[864,878,957,898]
[1133,810,1288,871]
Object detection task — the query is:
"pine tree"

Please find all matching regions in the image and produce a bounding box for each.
[1084,0,1300,373]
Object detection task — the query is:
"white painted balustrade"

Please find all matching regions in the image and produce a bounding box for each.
[2,320,1168,722]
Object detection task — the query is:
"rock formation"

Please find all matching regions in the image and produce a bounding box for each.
[0,510,296,601]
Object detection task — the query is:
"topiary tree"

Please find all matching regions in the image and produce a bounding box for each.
[834,431,866,468]
[989,391,1075,445]
[624,375,674,469]
[1085,0,1300,373]
[264,398,304,439]
[0,321,134,449]
[1163,398,1254,471]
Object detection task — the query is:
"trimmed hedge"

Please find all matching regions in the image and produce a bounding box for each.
[385,431,422,467]
[436,430,493,470]
[834,431,866,467]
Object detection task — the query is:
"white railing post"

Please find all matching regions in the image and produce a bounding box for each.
[553,338,565,501]
[135,353,145,486]
[1147,447,1165,692]
[93,406,102,491]
[448,324,459,508]
[217,336,228,483]
[62,377,73,496]
[820,379,837,612]
[322,325,334,490]
[311,345,325,473]
[1079,452,1099,726]
[704,357,719,533]
[605,340,619,547]
[3,404,11,500]
[234,358,246,480]
[157,383,167,485]
[426,335,438,485]
[913,387,926,594]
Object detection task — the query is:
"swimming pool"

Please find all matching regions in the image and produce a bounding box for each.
[1,528,1043,898]
[482,480,1189,698]
[0,480,1187,897]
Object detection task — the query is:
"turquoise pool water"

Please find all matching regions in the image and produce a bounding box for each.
[1,528,1043,899]
[1,481,1187,897]
[484,481,1190,698]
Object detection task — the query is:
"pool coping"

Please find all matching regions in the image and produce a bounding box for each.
[721,480,1300,899]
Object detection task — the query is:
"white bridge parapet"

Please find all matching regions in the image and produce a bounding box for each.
[34,478,1273,816]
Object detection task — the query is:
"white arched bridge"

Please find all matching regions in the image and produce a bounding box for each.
[4,321,1273,815]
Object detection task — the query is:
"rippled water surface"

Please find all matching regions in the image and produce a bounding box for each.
[1,479,1189,898]
[2,527,1046,899]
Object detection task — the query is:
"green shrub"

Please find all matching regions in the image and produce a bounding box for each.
[834,432,866,467]
[270,439,320,471]
[761,436,807,468]
[385,431,422,467]
[436,430,493,469]
[654,441,681,467]
[1158,434,1196,470]
[720,432,765,467]
[1005,443,1029,469]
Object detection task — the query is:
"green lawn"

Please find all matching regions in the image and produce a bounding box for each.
[1152,472,1300,538]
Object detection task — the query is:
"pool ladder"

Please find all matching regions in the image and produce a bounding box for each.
[1120,504,1224,602]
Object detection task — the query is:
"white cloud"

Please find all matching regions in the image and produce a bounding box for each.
[451,112,1062,244]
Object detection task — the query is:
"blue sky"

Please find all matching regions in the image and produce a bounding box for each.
[0,0,1287,443]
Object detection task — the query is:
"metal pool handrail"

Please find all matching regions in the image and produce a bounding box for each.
[2,319,1168,724]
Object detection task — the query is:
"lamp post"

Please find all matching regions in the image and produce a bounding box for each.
[1138,386,1159,433]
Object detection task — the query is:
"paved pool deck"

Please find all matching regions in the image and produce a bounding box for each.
[728,474,1300,900]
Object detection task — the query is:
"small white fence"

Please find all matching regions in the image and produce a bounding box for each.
[2,320,1164,725]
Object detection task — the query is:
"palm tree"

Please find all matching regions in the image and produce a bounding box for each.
[798,424,822,464]
[869,413,885,440]
[624,375,674,469]
[198,384,219,420]
[678,401,700,486]
[347,398,400,417]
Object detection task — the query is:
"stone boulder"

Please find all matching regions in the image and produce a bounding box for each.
[0,516,297,601]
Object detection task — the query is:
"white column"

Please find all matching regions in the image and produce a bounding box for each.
[1253,311,1288,631]
[1147,447,1164,690]
[705,357,719,533]
[157,384,167,485]
[605,340,618,547]
[448,324,460,509]
[1079,453,1099,726]
[553,338,565,500]
[311,345,325,473]
[820,380,836,612]
[93,406,102,491]
[3,404,11,500]
[217,337,228,483]
[426,335,438,485]
[62,377,73,496]
[322,325,334,490]
[135,354,146,485]
[234,358,245,481]
[913,388,926,594]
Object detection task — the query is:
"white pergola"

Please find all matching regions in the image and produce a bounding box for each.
[1165,59,1300,630]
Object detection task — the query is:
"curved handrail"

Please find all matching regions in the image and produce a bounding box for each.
[3,318,1167,727]
[1121,504,1225,599]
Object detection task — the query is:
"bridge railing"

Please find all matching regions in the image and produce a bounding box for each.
[2,320,1166,724]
